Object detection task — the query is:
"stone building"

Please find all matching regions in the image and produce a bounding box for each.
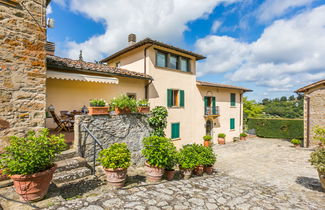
[0,0,50,152]
[296,79,325,147]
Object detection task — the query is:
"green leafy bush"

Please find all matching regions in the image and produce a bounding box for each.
[240,133,247,137]
[291,138,301,145]
[110,95,137,112]
[247,118,303,139]
[0,129,66,175]
[142,136,174,168]
[89,99,106,107]
[137,99,150,107]
[313,126,325,145]
[177,144,198,169]
[148,106,168,137]
[97,143,131,169]
[218,133,226,138]
[202,147,217,166]
[310,147,325,173]
[203,135,212,141]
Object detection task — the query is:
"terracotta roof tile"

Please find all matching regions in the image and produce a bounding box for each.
[46,55,152,80]
[196,80,252,92]
[295,79,325,92]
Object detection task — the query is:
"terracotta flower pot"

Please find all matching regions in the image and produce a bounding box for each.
[204,140,210,147]
[104,168,127,188]
[294,144,301,148]
[218,137,225,145]
[317,170,325,190]
[180,168,193,180]
[165,169,176,181]
[240,136,246,141]
[115,107,131,115]
[0,169,9,181]
[10,165,56,202]
[145,163,164,182]
[193,165,204,176]
[137,106,150,113]
[204,166,213,175]
[88,107,109,115]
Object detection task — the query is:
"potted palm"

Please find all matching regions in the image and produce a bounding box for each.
[97,143,131,188]
[240,133,247,141]
[0,129,66,201]
[137,99,150,113]
[142,136,173,182]
[203,135,212,147]
[218,133,226,144]
[178,145,198,179]
[88,99,109,115]
[110,95,137,115]
[290,139,301,148]
[309,147,325,190]
[203,147,217,175]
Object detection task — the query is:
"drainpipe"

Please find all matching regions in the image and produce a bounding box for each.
[240,92,243,130]
[306,95,310,148]
[144,44,153,99]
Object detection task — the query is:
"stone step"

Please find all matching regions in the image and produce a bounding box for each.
[53,167,92,184]
[55,149,77,161]
[55,157,88,173]
[0,179,13,188]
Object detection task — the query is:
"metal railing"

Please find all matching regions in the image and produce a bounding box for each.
[82,125,104,174]
[205,106,220,116]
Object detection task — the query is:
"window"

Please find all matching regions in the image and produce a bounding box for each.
[127,93,136,99]
[115,62,121,68]
[204,96,217,115]
[167,89,184,108]
[230,118,235,130]
[157,51,167,68]
[230,93,236,106]
[156,50,191,72]
[171,122,180,139]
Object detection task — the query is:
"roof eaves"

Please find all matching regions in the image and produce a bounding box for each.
[295,79,325,93]
[196,81,252,92]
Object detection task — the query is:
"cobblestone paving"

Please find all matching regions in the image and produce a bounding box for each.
[46,174,324,210]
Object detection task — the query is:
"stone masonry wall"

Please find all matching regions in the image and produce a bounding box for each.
[304,87,325,146]
[0,0,47,152]
[74,114,152,167]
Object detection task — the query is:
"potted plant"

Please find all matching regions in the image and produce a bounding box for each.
[164,143,178,181]
[290,139,301,147]
[137,99,150,113]
[192,144,206,176]
[203,135,212,147]
[0,129,66,201]
[240,133,247,140]
[202,147,217,175]
[88,98,109,115]
[110,95,137,115]
[97,143,131,188]
[314,126,325,147]
[309,147,325,190]
[142,136,173,182]
[177,144,198,179]
[218,133,226,144]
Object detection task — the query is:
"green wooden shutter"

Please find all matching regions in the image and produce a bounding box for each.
[180,90,185,107]
[212,96,216,115]
[230,118,235,130]
[171,123,180,139]
[204,96,208,115]
[167,89,173,107]
[230,93,236,106]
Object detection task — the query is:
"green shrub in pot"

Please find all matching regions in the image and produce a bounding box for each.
[89,98,107,107]
[290,138,301,146]
[110,95,137,113]
[309,147,325,190]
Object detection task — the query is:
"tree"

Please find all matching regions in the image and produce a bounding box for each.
[243,97,264,119]
[289,95,295,101]
[280,96,287,102]
[262,98,270,105]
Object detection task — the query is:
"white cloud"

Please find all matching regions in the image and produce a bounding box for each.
[196,5,325,91]
[46,5,52,15]
[53,0,67,7]
[256,0,316,23]
[211,20,222,33]
[56,0,239,61]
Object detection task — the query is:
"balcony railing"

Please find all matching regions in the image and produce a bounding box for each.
[205,106,220,116]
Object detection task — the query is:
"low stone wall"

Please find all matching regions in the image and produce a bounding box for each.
[74,114,152,167]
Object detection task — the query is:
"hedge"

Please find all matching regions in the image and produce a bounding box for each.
[247,118,303,139]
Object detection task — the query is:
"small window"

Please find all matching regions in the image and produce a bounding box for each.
[156,51,167,68]
[230,118,235,130]
[168,54,178,69]
[167,89,184,108]
[127,93,136,99]
[115,62,121,68]
[171,122,180,139]
[180,57,189,72]
[230,93,236,106]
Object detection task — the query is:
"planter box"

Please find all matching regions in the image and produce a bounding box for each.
[137,106,150,113]
[115,107,131,115]
[88,107,109,115]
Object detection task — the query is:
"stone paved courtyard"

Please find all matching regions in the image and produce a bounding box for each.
[1,138,324,209]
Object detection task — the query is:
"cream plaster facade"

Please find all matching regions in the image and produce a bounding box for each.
[105,43,248,146]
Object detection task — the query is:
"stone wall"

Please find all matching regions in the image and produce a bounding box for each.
[74,114,152,167]
[0,0,47,152]
[304,87,325,146]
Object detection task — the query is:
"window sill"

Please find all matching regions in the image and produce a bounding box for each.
[230,106,237,108]
[230,129,236,131]
[168,106,184,109]
[155,66,194,75]
[171,138,181,141]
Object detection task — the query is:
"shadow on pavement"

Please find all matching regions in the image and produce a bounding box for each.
[295,176,324,192]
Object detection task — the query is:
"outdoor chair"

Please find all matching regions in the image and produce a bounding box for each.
[49,109,71,132]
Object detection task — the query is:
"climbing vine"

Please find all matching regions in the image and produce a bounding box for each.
[148,106,168,137]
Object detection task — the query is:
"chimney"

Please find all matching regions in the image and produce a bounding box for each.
[45,41,55,55]
[128,33,136,46]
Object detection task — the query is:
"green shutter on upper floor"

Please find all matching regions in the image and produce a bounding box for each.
[167,89,173,107]
[230,93,236,106]
[204,96,208,115]
[171,123,180,139]
[180,90,185,107]
[230,118,235,130]
[212,96,216,115]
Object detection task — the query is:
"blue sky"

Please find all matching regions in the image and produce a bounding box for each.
[47,0,325,101]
